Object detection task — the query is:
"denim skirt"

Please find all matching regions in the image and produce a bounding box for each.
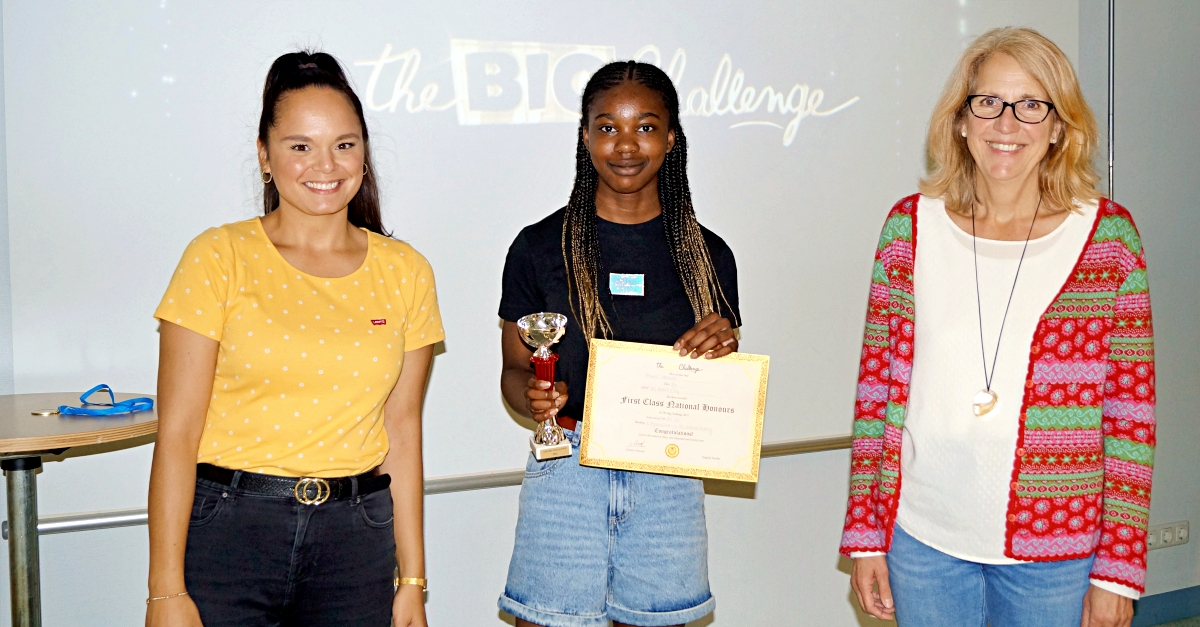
[498,428,715,627]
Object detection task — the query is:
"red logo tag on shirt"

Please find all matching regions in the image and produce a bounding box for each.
[371,319,387,326]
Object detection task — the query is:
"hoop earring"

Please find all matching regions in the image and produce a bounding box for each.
[363,163,369,176]
[261,171,272,184]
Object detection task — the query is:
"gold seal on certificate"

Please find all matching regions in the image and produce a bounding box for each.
[579,339,769,482]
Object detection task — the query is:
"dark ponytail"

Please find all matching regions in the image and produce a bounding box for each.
[258,51,388,236]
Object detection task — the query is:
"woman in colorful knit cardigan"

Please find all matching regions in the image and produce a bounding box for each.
[841,29,1154,627]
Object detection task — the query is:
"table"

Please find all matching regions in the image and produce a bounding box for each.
[0,393,157,627]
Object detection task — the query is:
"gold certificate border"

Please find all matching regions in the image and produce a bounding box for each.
[578,339,769,483]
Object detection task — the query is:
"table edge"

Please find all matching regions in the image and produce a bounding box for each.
[0,421,158,454]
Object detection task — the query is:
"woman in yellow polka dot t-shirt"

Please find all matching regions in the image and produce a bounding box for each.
[146,52,440,627]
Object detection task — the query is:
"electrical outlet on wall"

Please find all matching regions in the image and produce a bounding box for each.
[1148,521,1190,551]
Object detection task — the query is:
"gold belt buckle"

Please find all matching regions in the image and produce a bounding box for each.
[294,477,331,506]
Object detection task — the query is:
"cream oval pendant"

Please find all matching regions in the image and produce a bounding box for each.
[973,389,998,416]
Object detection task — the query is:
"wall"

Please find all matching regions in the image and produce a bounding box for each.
[0,0,12,394]
[0,2,1193,626]
[1110,0,1200,598]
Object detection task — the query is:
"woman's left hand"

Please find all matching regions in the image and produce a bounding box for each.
[392,584,428,627]
[674,312,738,359]
[1081,585,1133,627]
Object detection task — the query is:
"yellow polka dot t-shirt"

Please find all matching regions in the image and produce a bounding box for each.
[155,218,444,477]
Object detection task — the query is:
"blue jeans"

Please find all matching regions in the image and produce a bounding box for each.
[888,524,1094,627]
[499,428,714,627]
[184,475,397,626]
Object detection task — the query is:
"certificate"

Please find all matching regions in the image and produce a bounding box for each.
[579,339,769,483]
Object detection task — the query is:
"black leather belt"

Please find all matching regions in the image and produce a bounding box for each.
[196,463,390,506]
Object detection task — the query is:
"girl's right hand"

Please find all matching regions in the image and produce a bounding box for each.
[525,378,567,422]
[145,595,204,627]
[851,555,895,621]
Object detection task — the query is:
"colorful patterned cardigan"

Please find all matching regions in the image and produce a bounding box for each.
[839,194,1156,593]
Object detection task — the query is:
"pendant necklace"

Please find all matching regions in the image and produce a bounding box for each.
[970,196,1040,417]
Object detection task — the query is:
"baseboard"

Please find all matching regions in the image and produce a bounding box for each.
[1133,584,1200,627]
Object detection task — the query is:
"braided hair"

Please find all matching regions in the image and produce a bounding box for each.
[563,60,734,340]
[258,51,388,236]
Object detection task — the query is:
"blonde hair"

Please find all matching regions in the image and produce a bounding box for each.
[920,27,1101,215]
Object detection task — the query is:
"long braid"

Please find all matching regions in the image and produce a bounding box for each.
[563,125,610,340]
[565,61,735,340]
[657,128,733,323]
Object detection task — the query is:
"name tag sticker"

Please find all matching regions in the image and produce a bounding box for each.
[609,273,645,296]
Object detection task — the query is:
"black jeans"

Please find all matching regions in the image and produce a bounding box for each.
[184,474,397,626]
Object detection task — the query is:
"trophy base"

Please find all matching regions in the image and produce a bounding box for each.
[530,435,572,461]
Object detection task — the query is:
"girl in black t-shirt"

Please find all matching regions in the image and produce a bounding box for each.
[497,61,740,627]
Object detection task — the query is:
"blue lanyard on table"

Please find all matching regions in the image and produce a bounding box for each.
[57,384,154,416]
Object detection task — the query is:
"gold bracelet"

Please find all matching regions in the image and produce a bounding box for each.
[145,591,189,604]
[397,577,427,592]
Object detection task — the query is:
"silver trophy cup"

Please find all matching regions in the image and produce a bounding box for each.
[517,313,571,460]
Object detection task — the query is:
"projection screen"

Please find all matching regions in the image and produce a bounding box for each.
[3,1,1080,482]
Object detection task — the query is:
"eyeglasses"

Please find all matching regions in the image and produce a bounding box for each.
[965,95,1056,124]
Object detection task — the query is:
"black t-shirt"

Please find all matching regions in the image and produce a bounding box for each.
[499,209,740,422]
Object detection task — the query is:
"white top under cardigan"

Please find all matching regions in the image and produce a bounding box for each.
[852,196,1135,599]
